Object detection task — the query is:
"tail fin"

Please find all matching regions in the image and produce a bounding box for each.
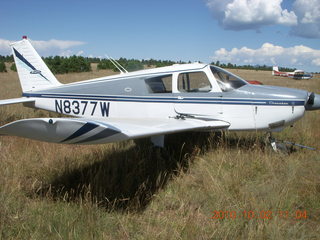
[10,37,62,92]
[272,66,279,75]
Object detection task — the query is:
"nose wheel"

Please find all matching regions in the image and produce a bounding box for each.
[266,132,316,153]
[267,132,289,152]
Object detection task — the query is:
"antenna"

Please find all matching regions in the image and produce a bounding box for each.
[106,55,128,74]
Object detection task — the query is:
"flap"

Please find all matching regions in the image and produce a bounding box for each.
[104,117,230,138]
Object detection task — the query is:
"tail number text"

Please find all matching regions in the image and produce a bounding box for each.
[55,100,110,117]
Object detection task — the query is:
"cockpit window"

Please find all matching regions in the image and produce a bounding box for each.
[178,71,212,93]
[145,74,172,93]
[210,66,247,92]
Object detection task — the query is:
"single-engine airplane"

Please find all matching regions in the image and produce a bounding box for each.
[272,66,313,80]
[0,37,319,148]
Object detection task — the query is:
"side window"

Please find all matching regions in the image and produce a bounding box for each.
[145,75,172,93]
[210,66,246,92]
[178,71,212,93]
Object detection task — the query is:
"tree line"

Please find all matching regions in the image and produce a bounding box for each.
[0,55,92,74]
[0,55,183,73]
[0,54,308,73]
[97,58,180,72]
[211,61,296,72]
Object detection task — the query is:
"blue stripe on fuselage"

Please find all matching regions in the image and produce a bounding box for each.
[22,93,305,106]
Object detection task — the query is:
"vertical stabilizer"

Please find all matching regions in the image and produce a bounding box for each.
[272,66,279,75]
[10,37,62,92]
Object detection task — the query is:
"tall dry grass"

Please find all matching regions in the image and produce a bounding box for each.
[0,67,319,239]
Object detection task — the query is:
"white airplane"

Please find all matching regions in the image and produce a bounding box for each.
[272,66,313,80]
[0,37,319,148]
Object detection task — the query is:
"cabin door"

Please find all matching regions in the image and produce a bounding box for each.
[173,71,223,118]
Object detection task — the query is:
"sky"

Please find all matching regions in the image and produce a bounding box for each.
[0,0,319,72]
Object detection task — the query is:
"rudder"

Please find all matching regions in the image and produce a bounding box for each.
[11,37,61,92]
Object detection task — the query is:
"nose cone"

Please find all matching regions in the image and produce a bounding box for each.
[305,92,320,111]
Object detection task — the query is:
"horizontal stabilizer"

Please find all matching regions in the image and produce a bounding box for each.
[0,97,35,106]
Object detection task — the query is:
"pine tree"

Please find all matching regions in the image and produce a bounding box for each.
[0,62,6,72]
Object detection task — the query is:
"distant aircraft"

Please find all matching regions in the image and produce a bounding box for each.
[272,66,313,80]
[0,37,319,149]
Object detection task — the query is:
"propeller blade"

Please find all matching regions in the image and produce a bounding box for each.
[305,92,320,111]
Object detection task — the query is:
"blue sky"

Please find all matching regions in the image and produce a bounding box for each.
[0,0,319,72]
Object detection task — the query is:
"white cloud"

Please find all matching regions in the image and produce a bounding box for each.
[0,39,12,55]
[60,49,73,57]
[211,43,320,71]
[206,0,297,30]
[76,50,84,56]
[312,58,320,66]
[205,0,320,38]
[0,38,85,56]
[31,39,85,51]
[290,0,320,38]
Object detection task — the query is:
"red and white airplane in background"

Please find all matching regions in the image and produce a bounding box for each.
[272,66,313,80]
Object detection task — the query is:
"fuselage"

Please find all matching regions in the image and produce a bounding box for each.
[23,64,309,132]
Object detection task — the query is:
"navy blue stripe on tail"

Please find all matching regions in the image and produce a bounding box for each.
[13,47,49,81]
[13,48,36,70]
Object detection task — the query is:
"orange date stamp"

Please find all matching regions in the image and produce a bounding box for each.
[211,210,308,220]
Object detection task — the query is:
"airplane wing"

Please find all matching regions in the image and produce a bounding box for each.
[0,117,230,145]
[0,97,35,106]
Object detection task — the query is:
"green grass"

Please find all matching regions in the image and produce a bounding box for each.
[0,69,319,239]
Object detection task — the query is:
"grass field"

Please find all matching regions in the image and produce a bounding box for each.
[0,65,319,239]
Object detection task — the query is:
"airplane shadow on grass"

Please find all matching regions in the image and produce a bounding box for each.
[34,132,268,212]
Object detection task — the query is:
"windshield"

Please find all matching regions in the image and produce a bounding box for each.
[210,66,247,92]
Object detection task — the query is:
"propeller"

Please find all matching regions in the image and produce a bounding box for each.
[305,92,320,111]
